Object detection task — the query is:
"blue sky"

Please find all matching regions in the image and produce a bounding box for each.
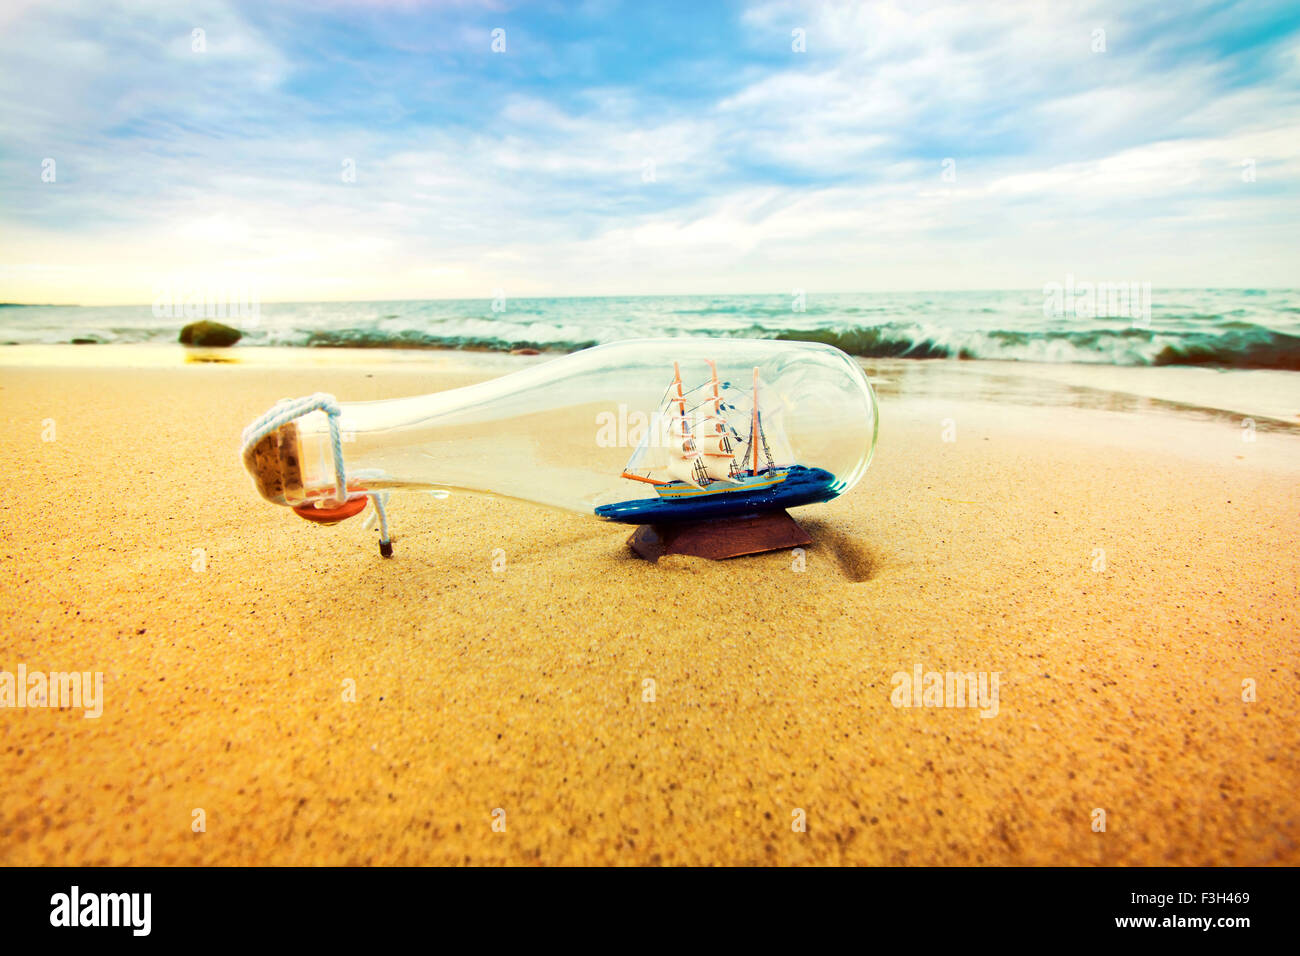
[1,0,1298,303]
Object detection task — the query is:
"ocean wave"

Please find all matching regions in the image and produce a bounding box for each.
[295,327,598,352]
[771,324,1300,370]
[275,321,1300,369]
[3,293,1299,370]
[1151,329,1300,371]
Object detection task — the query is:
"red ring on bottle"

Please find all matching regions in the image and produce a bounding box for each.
[292,495,368,524]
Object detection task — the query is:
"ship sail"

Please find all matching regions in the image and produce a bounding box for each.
[693,359,741,482]
[666,422,705,486]
[693,419,738,482]
[622,410,672,474]
[619,360,791,487]
[664,362,706,488]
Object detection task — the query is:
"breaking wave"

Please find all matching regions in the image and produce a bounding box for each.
[4,290,1300,370]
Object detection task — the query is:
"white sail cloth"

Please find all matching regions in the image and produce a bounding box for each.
[620,367,795,485]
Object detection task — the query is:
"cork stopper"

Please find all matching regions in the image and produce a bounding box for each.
[243,420,305,506]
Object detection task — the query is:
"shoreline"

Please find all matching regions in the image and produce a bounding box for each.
[3,341,1298,431]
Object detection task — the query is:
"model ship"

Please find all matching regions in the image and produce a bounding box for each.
[594,360,839,523]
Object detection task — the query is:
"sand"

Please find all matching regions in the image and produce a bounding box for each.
[1,351,1298,866]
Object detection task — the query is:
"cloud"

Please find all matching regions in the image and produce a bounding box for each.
[0,0,1297,303]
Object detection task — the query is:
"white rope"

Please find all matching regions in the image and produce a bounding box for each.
[241,393,394,557]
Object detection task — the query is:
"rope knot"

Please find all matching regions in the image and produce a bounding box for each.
[240,392,394,557]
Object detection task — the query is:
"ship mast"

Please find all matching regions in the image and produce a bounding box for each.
[695,359,740,481]
[707,360,724,424]
[673,361,709,486]
[672,361,689,458]
[745,366,776,475]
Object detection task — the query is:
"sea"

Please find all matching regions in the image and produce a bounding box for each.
[3,288,1299,370]
[3,289,1298,427]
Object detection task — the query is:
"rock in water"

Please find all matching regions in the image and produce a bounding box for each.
[179,320,242,347]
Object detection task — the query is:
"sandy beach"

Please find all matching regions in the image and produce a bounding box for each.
[1,347,1297,866]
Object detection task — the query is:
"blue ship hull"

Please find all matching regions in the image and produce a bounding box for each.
[595,464,841,524]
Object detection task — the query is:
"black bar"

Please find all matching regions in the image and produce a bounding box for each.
[0,866,1281,944]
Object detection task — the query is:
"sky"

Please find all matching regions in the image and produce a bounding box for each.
[0,0,1298,305]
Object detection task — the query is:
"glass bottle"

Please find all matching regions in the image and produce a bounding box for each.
[243,337,879,528]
